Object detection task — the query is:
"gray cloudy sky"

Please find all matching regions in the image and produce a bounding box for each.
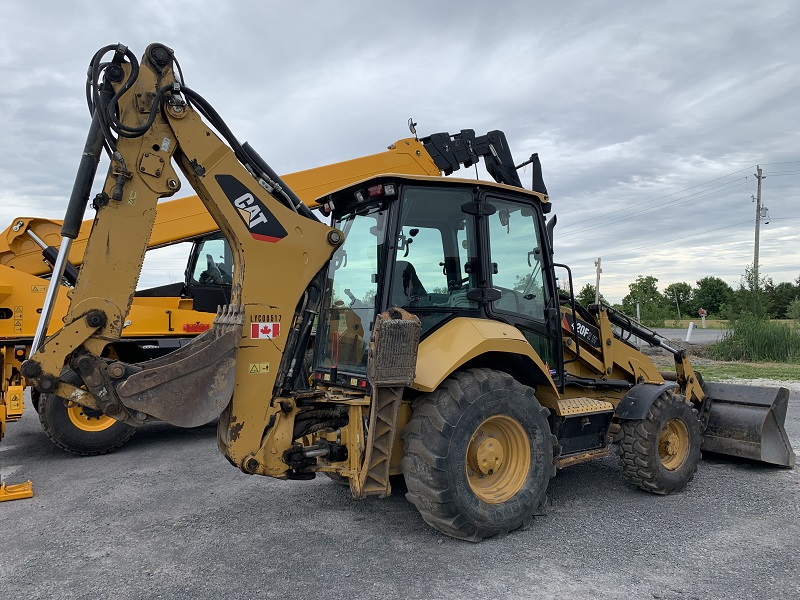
[1,1,798,302]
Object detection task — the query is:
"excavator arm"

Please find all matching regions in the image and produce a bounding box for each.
[0,140,440,278]
[21,43,339,473]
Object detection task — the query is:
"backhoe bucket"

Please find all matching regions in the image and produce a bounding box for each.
[113,305,244,427]
[701,382,795,467]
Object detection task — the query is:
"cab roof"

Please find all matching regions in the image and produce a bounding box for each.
[315,173,550,210]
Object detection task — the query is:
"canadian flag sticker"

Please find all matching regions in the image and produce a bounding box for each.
[251,322,280,339]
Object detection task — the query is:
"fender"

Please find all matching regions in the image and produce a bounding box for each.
[412,317,559,400]
[615,381,678,420]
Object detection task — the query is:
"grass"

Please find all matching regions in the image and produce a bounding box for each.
[663,319,799,330]
[710,317,800,362]
[664,319,729,329]
[658,359,800,381]
[692,362,800,382]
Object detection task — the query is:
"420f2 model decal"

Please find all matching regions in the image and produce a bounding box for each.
[215,174,288,242]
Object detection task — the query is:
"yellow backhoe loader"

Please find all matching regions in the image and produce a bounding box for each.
[23,44,794,539]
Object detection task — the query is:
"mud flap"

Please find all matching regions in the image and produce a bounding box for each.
[701,382,795,467]
[114,305,244,427]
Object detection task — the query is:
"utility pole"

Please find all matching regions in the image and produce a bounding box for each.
[594,258,602,304]
[753,165,765,286]
[673,291,681,321]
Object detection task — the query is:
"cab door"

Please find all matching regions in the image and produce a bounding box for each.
[484,194,562,383]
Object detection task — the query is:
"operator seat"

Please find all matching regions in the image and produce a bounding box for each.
[391,261,426,308]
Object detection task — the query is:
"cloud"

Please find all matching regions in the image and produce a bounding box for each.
[1,1,798,301]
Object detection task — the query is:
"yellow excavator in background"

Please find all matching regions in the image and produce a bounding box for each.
[1,120,524,503]
[22,44,794,539]
[1,122,513,464]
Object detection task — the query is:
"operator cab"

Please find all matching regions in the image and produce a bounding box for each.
[313,175,563,389]
[133,233,234,313]
[184,233,234,312]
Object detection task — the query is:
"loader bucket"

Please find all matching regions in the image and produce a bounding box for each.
[701,382,795,467]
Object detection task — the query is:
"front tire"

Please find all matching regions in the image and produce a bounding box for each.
[617,391,702,495]
[401,368,556,541]
[38,369,136,456]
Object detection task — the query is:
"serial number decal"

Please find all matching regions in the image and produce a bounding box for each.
[250,314,282,323]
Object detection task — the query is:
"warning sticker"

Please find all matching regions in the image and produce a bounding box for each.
[13,305,22,333]
[8,392,22,411]
[31,285,46,293]
[251,322,280,339]
[248,363,270,375]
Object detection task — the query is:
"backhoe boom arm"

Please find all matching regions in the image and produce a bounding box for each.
[23,43,340,471]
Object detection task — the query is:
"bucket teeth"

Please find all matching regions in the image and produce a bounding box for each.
[211,304,244,333]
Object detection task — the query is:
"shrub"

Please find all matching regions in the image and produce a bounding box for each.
[788,298,800,322]
[710,316,800,362]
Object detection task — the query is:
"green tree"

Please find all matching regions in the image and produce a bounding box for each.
[788,298,800,321]
[576,283,605,307]
[691,276,733,317]
[766,281,800,319]
[663,282,693,318]
[621,275,669,325]
[727,266,770,321]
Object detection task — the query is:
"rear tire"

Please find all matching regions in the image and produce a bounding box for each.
[38,369,136,456]
[617,391,701,494]
[402,368,556,541]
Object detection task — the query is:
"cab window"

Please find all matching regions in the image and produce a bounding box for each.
[487,199,546,321]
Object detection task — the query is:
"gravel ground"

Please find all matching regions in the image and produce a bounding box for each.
[1,386,798,600]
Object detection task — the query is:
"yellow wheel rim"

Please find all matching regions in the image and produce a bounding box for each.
[66,403,116,433]
[658,419,689,471]
[466,415,530,504]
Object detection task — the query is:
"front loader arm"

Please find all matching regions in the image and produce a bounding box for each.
[23,43,341,474]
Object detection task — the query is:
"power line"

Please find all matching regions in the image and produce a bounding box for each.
[760,160,800,166]
[562,165,756,229]
[571,219,752,263]
[561,179,748,235]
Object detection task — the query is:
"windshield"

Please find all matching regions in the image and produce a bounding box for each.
[316,204,386,376]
